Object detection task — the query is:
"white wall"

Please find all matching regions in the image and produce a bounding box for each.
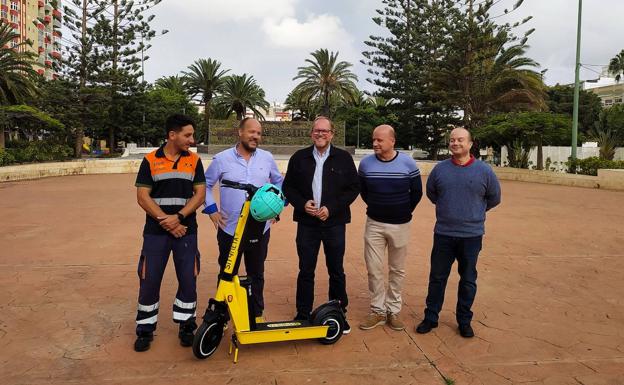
[500,146,624,172]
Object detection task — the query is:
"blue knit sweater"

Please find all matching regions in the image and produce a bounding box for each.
[358,152,422,224]
[426,159,501,237]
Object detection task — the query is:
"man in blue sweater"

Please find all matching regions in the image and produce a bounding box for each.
[358,125,422,331]
[416,127,501,338]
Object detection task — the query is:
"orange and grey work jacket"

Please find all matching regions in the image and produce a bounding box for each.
[135,145,205,235]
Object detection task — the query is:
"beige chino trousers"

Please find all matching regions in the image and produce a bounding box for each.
[364,217,411,315]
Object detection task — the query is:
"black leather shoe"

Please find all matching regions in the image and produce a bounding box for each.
[179,321,196,347]
[415,319,439,334]
[134,333,153,352]
[458,323,474,338]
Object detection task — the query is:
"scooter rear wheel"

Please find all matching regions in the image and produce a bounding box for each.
[317,310,343,345]
[192,320,224,359]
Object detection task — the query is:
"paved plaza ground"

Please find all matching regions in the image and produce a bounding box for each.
[1,174,623,385]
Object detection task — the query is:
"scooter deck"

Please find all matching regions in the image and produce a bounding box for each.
[235,319,329,344]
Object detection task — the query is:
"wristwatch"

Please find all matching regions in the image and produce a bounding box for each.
[176,212,185,221]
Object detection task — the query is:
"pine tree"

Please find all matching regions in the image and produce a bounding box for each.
[364,0,544,154]
[90,0,164,150]
[363,0,460,150]
[62,0,106,156]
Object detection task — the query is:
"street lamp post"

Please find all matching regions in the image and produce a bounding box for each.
[141,33,144,83]
[571,0,583,165]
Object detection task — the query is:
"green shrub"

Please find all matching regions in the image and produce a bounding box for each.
[567,157,624,176]
[5,140,72,164]
[0,149,16,166]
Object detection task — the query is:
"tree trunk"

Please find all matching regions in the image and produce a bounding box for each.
[536,136,543,170]
[74,125,84,157]
[323,90,330,117]
[0,125,5,149]
[431,143,438,160]
[463,0,474,129]
[108,0,119,152]
[74,0,88,158]
[204,97,210,145]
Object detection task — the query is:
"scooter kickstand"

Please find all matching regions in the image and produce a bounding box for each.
[229,335,239,363]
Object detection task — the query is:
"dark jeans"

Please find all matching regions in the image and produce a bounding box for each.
[136,233,199,335]
[295,223,348,315]
[424,233,483,326]
[217,226,270,317]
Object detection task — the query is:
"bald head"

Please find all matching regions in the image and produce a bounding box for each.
[449,126,473,159]
[239,117,260,130]
[450,127,472,142]
[373,124,396,140]
[372,124,396,160]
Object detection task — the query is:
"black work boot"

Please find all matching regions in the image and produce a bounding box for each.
[134,332,153,352]
[178,319,197,347]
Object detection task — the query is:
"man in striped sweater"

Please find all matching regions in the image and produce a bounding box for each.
[358,125,423,331]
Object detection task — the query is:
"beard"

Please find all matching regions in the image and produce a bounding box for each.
[240,140,257,153]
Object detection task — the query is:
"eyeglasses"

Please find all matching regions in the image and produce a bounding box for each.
[312,129,333,135]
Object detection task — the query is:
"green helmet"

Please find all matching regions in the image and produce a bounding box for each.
[250,183,286,221]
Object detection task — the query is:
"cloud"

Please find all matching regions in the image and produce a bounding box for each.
[262,14,353,50]
[170,0,297,23]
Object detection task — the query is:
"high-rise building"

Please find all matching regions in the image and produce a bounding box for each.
[1,0,62,79]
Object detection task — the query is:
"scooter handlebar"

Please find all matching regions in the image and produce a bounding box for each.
[221,179,258,194]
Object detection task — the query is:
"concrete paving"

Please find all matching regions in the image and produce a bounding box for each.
[0,174,623,385]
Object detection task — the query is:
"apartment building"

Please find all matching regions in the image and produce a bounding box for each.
[0,0,62,79]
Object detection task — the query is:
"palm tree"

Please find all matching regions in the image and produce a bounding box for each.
[0,23,39,106]
[182,58,229,144]
[292,48,358,117]
[346,90,373,108]
[485,44,547,114]
[154,75,188,96]
[436,28,546,130]
[370,96,392,108]
[217,74,269,120]
[0,22,40,148]
[591,111,617,160]
[608,50,624,83]
[284,88,318,121]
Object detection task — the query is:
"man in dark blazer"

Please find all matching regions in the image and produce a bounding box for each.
[283,116,360,334]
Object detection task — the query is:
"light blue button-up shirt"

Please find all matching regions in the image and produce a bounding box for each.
[203,145,284,235]
[312,145,330,206]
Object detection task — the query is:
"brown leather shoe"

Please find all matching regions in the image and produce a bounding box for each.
[359,312,386,330]
[386,313,405,331]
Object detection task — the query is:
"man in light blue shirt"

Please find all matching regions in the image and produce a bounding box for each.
[203,118,283,320]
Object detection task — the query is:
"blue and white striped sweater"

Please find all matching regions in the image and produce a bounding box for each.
[358,152,423,224]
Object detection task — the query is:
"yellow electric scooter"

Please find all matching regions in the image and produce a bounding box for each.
[192,180,345,362]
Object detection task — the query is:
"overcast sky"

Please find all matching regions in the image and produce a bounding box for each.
[143,0,624,104]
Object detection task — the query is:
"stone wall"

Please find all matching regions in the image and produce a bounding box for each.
[0,159,142,182]
[207,120,346,146]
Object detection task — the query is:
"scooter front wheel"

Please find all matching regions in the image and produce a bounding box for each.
[192,320,224,359]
